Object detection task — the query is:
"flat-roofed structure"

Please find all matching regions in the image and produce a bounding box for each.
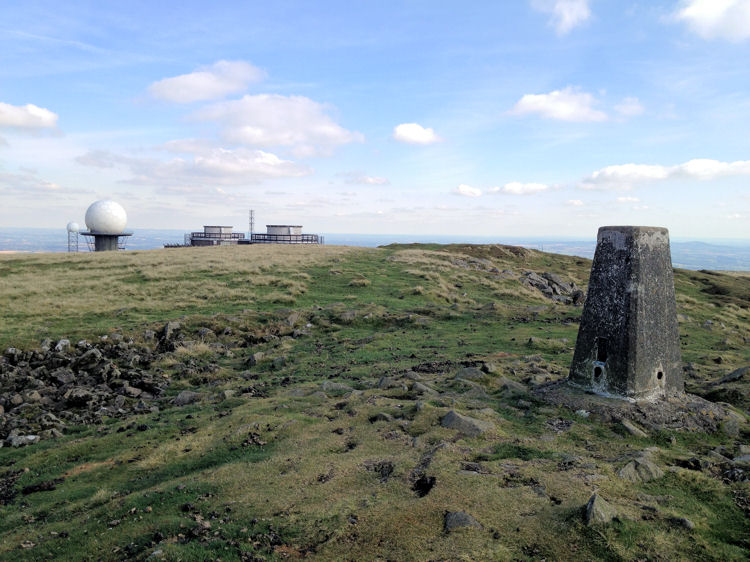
[250,224,322,244]
[188,225,245,246]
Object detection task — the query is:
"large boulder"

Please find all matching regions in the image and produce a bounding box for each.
[173,390,202,406]
[441,410,495,437]
[618,456,664,483]
[585,493,617,525]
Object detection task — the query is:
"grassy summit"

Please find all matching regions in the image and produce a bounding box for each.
[0,244,748,560]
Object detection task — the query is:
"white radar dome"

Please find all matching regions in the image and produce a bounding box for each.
[66,221,80,233]
[85,200,127,234]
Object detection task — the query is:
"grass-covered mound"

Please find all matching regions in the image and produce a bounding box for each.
[0,244,748,560]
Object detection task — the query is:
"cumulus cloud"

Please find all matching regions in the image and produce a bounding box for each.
[614,97,645,117]
[148,60,266,103]
[76,146,310,186]
[500,181,549,195]
[617,196,640,203]
[0,170,63,194]
[674,0,750,42]
[510,86,607,122]
[566,199,584,206]
[455,184,482,197]
[531,0,591,35]
[341,172,389,185]
[392,123,442,145]
[195,94,363,157]
[0,102,58,129]
[580,158,750,189]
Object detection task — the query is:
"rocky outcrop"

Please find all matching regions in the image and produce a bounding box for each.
[0,337,165,447]
[520,271,584,305]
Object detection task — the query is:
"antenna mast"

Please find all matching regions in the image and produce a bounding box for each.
[249,209,255,237]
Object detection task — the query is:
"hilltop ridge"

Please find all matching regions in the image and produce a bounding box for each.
[0,244,748,560]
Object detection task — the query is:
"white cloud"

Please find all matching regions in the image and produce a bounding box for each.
[614,97,644,117]
[392,123,442,145]
[0,102,58,129]
[148,60,266,103]
[0,169,66,195]
[455,184,482,197]
[510,86,607,122]
[195,94,364,157]
[617,196,640,203]
[342,172,389,185]
[76,146,310,186]
[501,182,550,194]
[566,199,584,206]
[531,0,591,35]
[581,158,750,189]
[675,0,750,42]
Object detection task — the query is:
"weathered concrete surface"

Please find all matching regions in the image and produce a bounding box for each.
[534,380,739,433]
[569,226,683,400]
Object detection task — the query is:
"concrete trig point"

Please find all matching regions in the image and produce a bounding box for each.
[569,226,684,400]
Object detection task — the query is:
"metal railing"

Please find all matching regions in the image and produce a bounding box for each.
[250,233,321,244]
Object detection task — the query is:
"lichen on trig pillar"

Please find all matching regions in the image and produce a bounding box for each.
[569,226,683,400]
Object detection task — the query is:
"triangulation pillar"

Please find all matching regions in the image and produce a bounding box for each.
[569,226,683,400]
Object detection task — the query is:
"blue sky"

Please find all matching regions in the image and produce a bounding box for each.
[1,0,749,238]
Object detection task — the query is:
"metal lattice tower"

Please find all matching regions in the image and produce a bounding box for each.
[67,230,79,252]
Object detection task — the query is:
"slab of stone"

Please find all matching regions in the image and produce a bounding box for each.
[621,419,648,438]
[455,367,484,381]
[444,511,482,533]
[173,390,202,406]
[618,457,664,483]
[440,410,494,437]
[411,382,438,396]
[321,381,352,393]
[585,493,617,525]
[717,366,749,385]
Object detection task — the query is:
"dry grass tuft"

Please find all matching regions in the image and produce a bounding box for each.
[348,277,371,287]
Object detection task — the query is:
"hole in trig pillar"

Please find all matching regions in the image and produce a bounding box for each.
[593,366,603,379]
[657,371,664,380]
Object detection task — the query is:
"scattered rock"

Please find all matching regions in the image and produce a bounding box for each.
[411,382,438,396]
[444,511,482,533]
[585,493,617,525]
[22,479,61,495]
[321,381,352,393]
[618,456,664,483]
[440,410,495,437]
[621,419,648,438]
[455,367,484,381]
[716,366,749,385]
[173,391,202,406]
[668,517,695,530]
[364,459,394,482]
[497,377,528,396]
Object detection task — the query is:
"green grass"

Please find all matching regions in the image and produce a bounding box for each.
[1,243,748,560]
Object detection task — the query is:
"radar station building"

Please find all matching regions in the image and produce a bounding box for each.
[186,225,246,246]
[250,225,322,244]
